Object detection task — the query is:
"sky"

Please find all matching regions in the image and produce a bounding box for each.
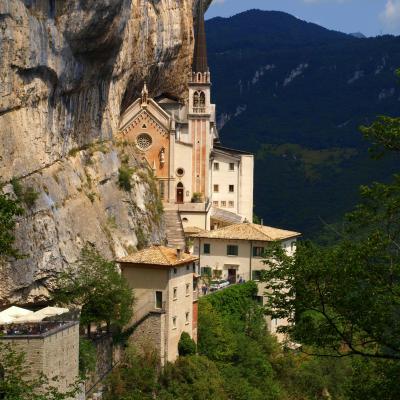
[205,0,400,37]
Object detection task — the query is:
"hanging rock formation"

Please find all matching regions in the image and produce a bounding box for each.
[0,0,211,306]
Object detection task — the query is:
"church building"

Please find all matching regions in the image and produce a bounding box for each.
[118,2,254,233]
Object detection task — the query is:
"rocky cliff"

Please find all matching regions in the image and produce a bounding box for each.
[0,0,209,306]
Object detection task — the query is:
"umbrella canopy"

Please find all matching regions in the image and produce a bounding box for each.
[0,314,16,324]
[0,306,33,319]
[34,307,69,317]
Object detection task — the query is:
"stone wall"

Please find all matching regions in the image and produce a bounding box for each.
[129,311,166,365]
[0,322,79,395]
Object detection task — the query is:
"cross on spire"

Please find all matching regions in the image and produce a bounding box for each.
[192,0,208,74]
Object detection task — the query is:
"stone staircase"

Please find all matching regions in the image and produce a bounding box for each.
[164,209,185,249]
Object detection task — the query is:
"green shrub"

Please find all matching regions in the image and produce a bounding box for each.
[79,338,97,378]
[118,166,134,192]
[191,192,203,203]
[178,332,197,356]
[11,178,39,208]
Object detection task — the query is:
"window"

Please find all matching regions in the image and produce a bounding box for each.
[192,263,196,272]
[228,201,234,208]
[213,184,219,193]
[203,243,210,254]
[214,162,220,171]
[159,181,165,199]
[229,185,235,193]
[221,201,226,207]
[229,163,235,171]
[186,264,190,271]
[213,201,219,206]
[173,287,178,299]
[172,316,177,329]
[176,168,185,177]
[291,241,296,251]
[201,266,212,276]
[155,291,163,309]
[252,271,263,281]
[186,283,190,296]
[136,133,152,151]
[253,247,265,257]
[185,312,190,324]
[182,217,188,223]
[174,268,178,275]
[227,245,239,256]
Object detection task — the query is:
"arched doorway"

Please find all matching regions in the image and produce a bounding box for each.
[176,182,184,204]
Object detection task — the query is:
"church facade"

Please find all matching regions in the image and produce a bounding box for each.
[118,3,254,232]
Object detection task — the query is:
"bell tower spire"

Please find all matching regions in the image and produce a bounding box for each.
[192,0,208,74]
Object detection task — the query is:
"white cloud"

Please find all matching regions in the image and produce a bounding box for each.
[380,0,400,32]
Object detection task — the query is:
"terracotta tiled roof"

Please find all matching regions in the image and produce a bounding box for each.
[183,226,206,235]
[117,246,198,267]
[193,223,301,242]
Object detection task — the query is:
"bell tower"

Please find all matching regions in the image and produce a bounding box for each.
[188,0,212,200]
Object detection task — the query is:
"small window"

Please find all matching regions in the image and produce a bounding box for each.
[203,243,210,254]
[185,312,190,324]
[228,201,234,208]
[227,245,238,256]
[174,268,178,274]
[155,291,163,309]
[173,287,178,299]
[214,162,220,171]
[229,163,235,171]
[192,263,196,272]
[186,264,190,271]
[291,241,296,251]
[252,271,263,281]
[176,168,185,177]
[252,247,265,257]
[159,181,165,199]
[182,217,189,223]
[229,185,235,193]
[221,201,226,207]
[172,316,177,328]
[186,283,190,296]
[213,184,219,193]
[213,201,219,206]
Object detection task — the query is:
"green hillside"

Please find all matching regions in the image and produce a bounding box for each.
[207,10,400,237]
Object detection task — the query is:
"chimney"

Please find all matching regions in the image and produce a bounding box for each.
[176,248,182,260]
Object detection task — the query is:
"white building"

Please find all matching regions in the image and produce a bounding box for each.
[191,222,300,338]
[117,2,254,236]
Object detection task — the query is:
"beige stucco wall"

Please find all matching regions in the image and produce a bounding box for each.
[174,141,194,202]
[238,155,254,222]
[166,264,195,362]
[180,211,208,231]
[211,155,240,215]
[121,262,195,363]
[0,323,79,396]
[121,265,169,322]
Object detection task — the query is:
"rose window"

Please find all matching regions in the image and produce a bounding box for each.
[136,133,152,151]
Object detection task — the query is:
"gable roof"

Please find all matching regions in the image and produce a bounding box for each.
[117,245,198,267]
[193,223,301,242]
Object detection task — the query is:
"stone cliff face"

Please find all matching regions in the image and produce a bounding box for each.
[0,0,210,306]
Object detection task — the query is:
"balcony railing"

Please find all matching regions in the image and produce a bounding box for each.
[193,107,207,114]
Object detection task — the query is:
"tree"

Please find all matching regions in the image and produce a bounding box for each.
[53,244,134,334]
[0,343,80,400]
[261,111,400,360]
[0,192,23,259]
[178,332,196,356]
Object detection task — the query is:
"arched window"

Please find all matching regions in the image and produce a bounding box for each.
[193,91,206,113]
[193,91,200,108]
[199,91,206,107]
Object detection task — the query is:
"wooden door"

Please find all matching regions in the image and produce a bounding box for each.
[177,188,184,204]
[228,268,237,284]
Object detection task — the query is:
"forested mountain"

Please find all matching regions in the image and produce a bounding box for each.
[207,10,400,237]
